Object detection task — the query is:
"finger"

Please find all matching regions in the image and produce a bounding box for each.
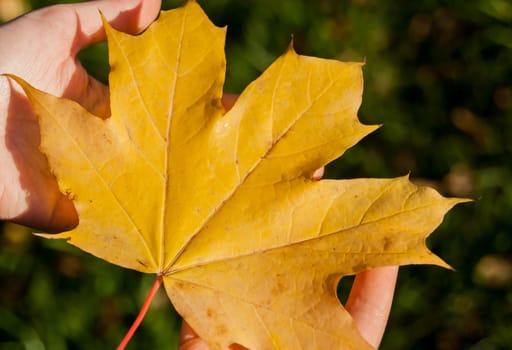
[312,167,324,180]
[179,320,248,350]
[345,266,399,348]
[179,321,209,350]
[11,190,79,233]
[71,0,161,51]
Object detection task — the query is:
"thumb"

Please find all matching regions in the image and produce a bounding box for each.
[71,0,161,52]
[345,266,399,348]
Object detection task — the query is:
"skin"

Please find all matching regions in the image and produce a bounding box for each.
[0,1,398,348]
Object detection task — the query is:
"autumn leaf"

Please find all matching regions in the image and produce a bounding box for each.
[8,1,468,349]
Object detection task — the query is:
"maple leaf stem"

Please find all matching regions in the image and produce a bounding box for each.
[117,275,163,350]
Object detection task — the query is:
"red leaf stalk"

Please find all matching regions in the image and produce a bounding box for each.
[117,275,163,350]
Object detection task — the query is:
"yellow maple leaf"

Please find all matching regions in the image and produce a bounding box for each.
[8,1,468,349]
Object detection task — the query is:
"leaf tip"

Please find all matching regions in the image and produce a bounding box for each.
[455,197,474,205]
[446,197,473,218]
[435,256,455,271]
[100,10,114,34]
[287,35,297,54]
[2,74,38,100]
[418,248,454,270]
[368,123,383,133]
[2,73,25,88]
[34,231,71,241]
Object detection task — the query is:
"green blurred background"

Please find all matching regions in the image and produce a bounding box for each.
[1,0,511,348]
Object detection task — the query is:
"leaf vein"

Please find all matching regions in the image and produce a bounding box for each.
[164,63,341,272]
[109,31,165,145]
[169,199,442,273]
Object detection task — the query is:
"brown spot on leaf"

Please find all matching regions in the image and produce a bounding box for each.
[271,279,287,297]
[353,263,368,272]
[383,236,393,250]
[136,259,148,267]
[215,323,228,337]
[64,188,77,201]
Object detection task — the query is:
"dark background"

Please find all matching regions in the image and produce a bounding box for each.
[1,0,511,349]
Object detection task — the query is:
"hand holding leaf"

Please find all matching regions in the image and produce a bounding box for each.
[4,1,468,348]
[0,0,161,231]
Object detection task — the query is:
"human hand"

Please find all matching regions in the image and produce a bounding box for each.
[1,5,398,348]
[0,0,161,232]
